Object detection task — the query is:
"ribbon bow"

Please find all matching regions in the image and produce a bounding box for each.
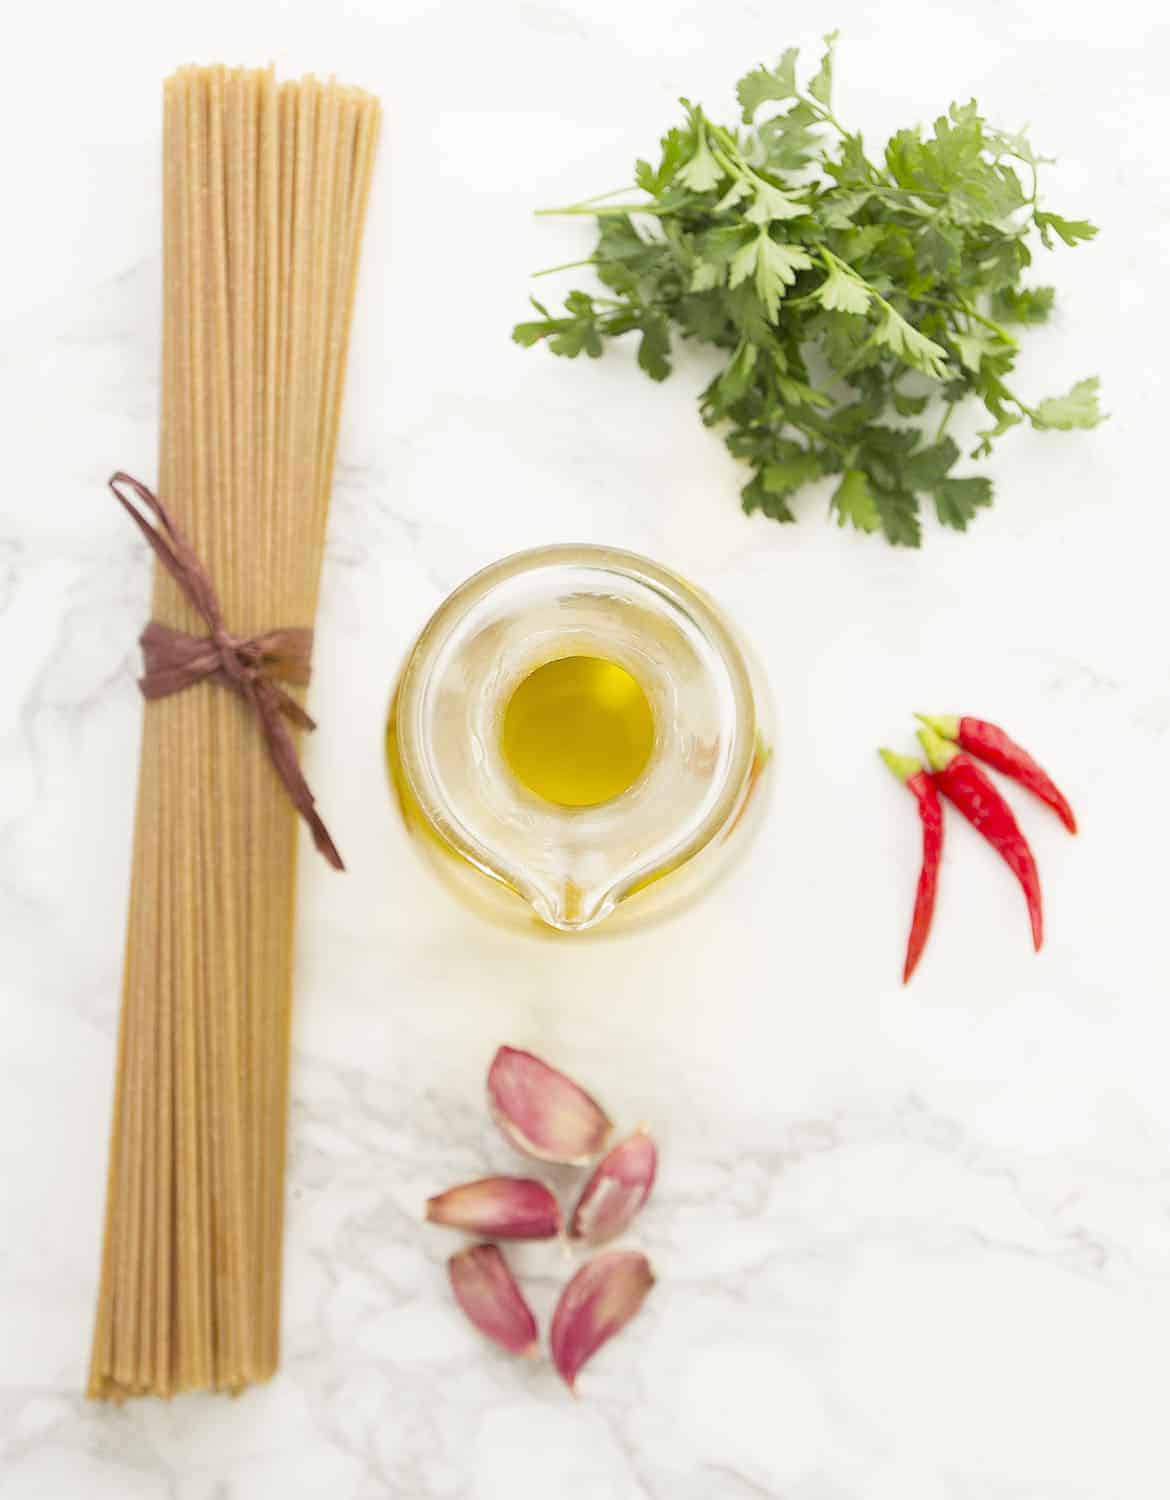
[110,471,343,870]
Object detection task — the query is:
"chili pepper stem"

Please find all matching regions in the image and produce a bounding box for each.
[915,712,960,740]
[879,748,922,783]
[917,726,959,772]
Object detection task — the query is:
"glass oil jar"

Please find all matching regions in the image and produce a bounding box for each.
[386,545,772,934]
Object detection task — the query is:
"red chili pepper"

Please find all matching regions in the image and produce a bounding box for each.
[918,727,1043,951]
[917,714,1076,834]
[880,749,943,983]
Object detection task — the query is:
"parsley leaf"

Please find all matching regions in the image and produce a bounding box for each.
[677,125,724,193]
[715,340,759,402]
[874,306,949,380]
[872,486,922,547]
[637,312,672,380]
[814,259,871,315]
[1035,211,1098,249]
[951,328,1009,372]
[934,476,993,529]
[832,468,880,532]
[516,38,1102,544]
[729,232,812,321]
[1031,376,1105,430]
[745,179,806,224]
[992,285,1055,324]
[742,473,796,521]
[891,388,929,417]
[634,128,690,194]
[763,443,825,496]
[808,32,838,108]
[737,50,799,122]
[902,438,959,490]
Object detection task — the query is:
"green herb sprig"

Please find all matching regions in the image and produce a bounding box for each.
[513,36,1103,546]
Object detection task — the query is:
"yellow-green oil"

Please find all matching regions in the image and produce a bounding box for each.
[499,656,654,807]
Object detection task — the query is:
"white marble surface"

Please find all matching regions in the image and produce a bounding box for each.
[2,1,1169,1496]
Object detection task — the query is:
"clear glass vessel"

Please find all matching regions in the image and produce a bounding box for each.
[386,545,772,934]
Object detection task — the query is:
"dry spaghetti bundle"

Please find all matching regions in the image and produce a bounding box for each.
[88,65,379,1400]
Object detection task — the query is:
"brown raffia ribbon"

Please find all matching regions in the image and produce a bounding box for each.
[110,471,344,870]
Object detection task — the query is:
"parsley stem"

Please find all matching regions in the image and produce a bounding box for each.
[913,294,1019,349]
[803,96,852,141]
[860,186,949,203]
[935,401,955,441]
[956,297,1018,347]
[570,186,638,206]
[534,203,670,218]
[1004,387,1039,421]
[531,258,599,277]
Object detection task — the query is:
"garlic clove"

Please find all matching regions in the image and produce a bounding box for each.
[425,1176,562,1240]
[448,1244,540,1358]
[487,1046,613,1166]
[569,1129,657,1245]
[550,1250,655,1390]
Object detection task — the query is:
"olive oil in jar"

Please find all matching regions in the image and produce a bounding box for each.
[387,545,771,933]
[500,656,655,808]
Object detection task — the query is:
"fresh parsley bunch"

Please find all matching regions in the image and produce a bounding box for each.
[513,36,1103,545]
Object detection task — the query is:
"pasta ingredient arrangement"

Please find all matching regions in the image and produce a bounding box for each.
[427,1048,658,1390]
[80,38,1104,1417]
[89,65,380,1401]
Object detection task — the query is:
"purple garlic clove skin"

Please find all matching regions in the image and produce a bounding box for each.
[448,1244,540,1358]
[487,1046,613,1166]
[550,1250,655,1390]
[425,1176,562,1240]
[569,1129,657,1246]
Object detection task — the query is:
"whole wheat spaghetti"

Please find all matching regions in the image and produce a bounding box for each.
[88,65,380,1400]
